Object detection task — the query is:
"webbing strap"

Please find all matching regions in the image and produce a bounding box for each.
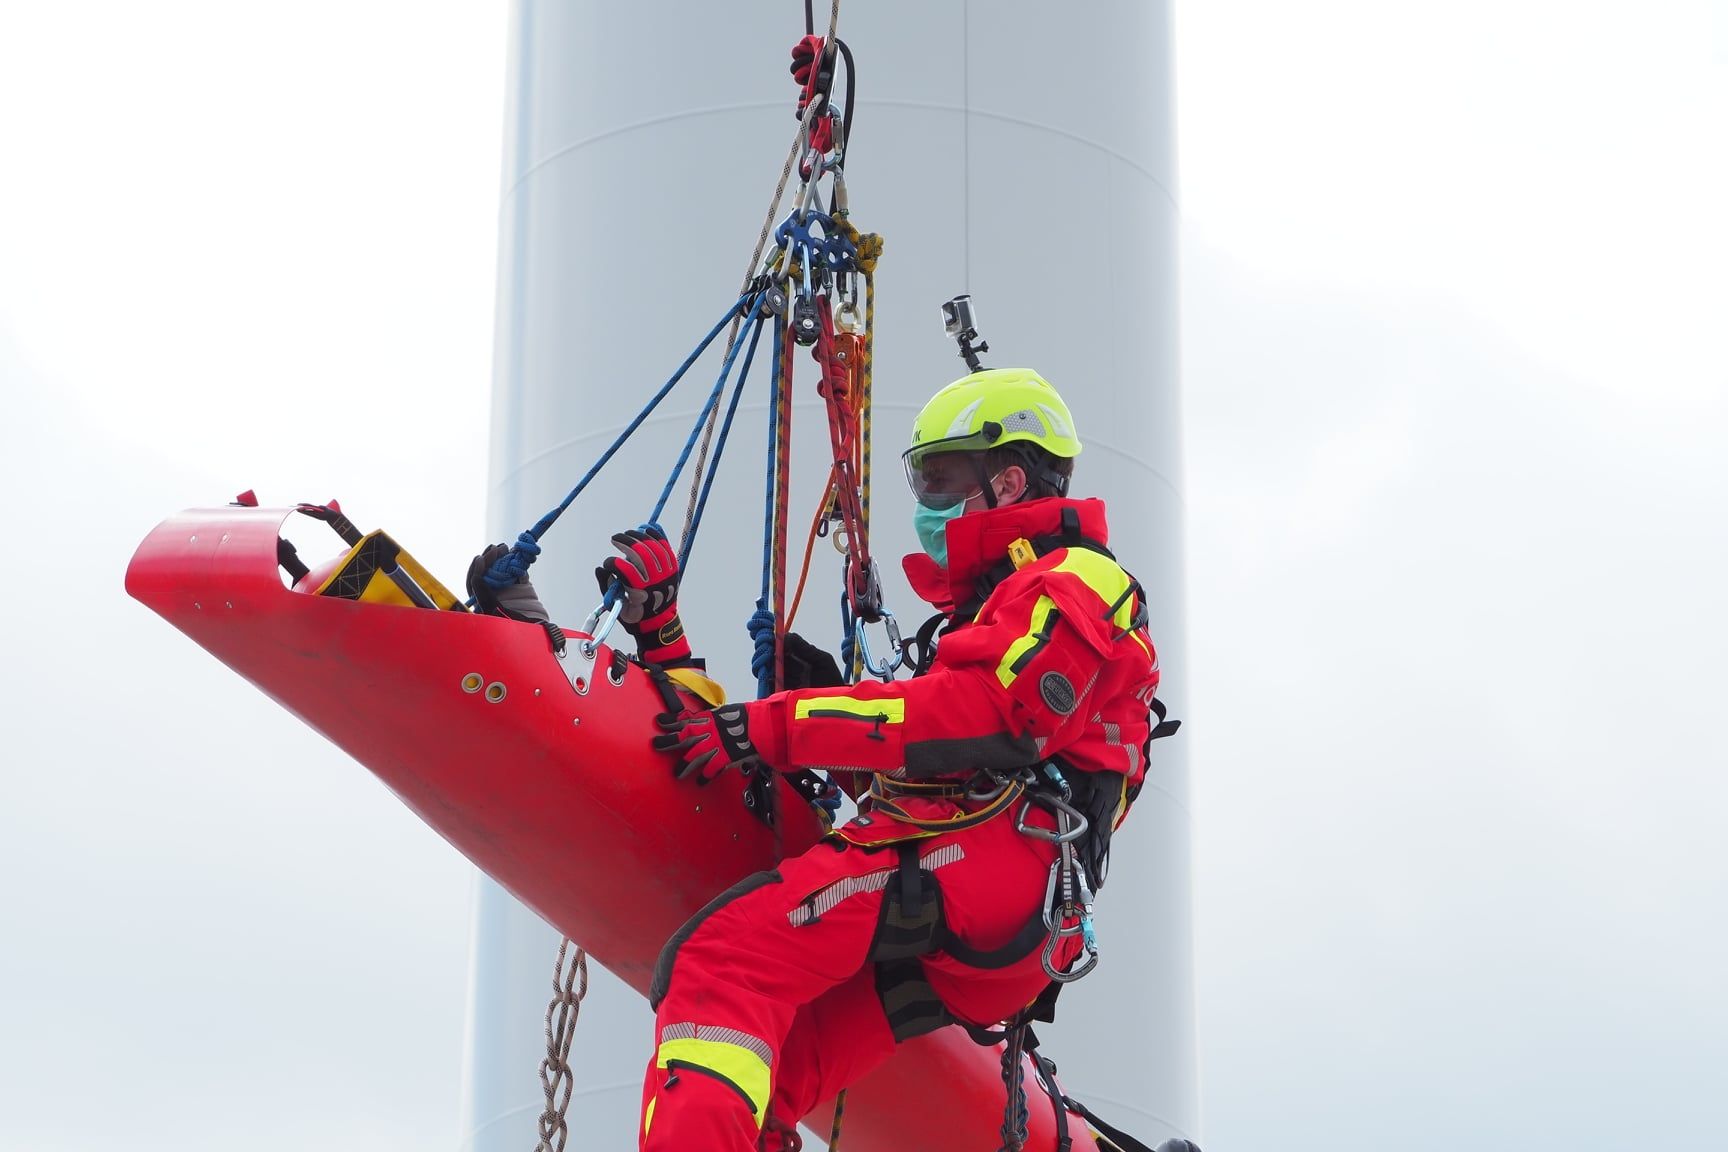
[1059,1096,1159,1152]
[866,846,943,963]
[1029,1047,1072,1152]
[276,537,310,583]
[940,907,1049,971]
[1149,697,1181,741]
[869,841,1047,971]
[864,776,1024,835]
[295,501,364,547]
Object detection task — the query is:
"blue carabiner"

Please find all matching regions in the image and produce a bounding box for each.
[853,611,905,680]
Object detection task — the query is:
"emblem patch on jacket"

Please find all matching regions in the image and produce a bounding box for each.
[1040,671,1077,715]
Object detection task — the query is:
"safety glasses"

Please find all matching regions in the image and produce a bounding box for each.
[902,436,999,510]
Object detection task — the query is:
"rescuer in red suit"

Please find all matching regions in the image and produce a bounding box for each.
[578,366,1169,1152]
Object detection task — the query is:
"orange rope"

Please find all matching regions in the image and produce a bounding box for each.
[786,466,840,628]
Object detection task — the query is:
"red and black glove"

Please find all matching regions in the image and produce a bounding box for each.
[595,524,691,665]
[652,703,761,783]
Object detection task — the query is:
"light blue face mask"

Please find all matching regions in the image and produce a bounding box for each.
[913,501,967,566]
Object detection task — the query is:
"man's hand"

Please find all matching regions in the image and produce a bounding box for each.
[652,704,761,783]
[596,524,691,664]
[783,632,845,689]
[467,542,549,623]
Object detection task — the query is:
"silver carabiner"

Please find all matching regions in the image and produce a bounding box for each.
[577,597,624,658]
[1014,792,1091,844]
[1043,923,1100,984]
[853,611,904,680]
[836,274,863,333]
[1040,857,1102,983]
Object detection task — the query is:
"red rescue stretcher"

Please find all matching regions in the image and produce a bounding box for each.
[126,502,1100,1152]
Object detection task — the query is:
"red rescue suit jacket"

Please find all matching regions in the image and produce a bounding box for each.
[742,497,1164,847]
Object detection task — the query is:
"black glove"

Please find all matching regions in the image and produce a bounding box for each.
[783,632,844,689]
[467,543,549,623]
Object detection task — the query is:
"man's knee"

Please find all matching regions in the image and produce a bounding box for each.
[650,868,783,1010]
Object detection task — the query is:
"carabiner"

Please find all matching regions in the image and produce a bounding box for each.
[853,611,904,680]
[1040,857,1102,983]
[836,293,863,335]
[578,596,624,658]
[1015,792,1091,844]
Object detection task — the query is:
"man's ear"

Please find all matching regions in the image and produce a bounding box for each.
[995,464,1029,505]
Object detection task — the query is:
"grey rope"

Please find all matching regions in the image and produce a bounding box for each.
[534,938,589,1152]
[998,1023,1031,1152]
[679,0,842,553]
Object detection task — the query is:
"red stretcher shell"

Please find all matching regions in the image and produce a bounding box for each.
[126,505,1099,1152]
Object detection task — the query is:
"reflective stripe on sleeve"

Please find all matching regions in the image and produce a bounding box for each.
[1053,549,1154,658]
[995,595,1060,688]
[793,696,906,723]
[1052,549,1134,629]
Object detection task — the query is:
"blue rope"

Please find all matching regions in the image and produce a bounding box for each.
[480,530,541,591]
[481,293,750,592]
[748,600,778,695]
[753,315,786,700]
[683,309,769,573]
[650,291,769,527]
[839,592,858,677]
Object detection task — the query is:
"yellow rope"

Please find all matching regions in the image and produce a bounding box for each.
[829,216,883,682]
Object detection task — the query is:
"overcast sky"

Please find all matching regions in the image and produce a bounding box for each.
[3,3,1725,1151]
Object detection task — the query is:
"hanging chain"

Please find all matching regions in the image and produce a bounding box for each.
[534,938,589,1152]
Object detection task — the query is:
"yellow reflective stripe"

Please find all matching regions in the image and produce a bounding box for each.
[656,1037,772,1126]
[1052,549,1136,630]
[794,696,905,723]
[642,1097,656,1139]
[996,595,1059,688]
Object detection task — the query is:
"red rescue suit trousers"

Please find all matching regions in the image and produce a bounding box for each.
[638,810,1075,1151]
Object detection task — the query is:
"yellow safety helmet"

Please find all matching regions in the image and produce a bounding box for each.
[903,367,1081,508]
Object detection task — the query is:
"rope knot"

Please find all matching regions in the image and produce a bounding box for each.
[483,531,543,590]
[839,222,882,275]
[748,600,779,695]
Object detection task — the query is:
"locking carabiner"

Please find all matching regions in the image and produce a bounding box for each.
[578,594,624,658]
[853,610,905,680]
